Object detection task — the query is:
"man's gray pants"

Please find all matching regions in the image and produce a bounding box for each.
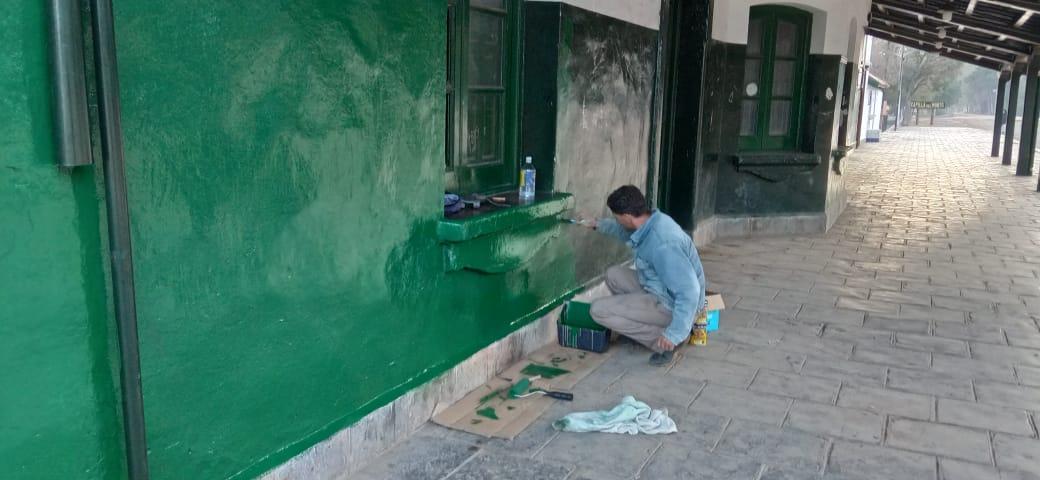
[591,265,681,351]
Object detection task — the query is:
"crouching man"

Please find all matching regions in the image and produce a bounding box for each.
[584,185,706,366]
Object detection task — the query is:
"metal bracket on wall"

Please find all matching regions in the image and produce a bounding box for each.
[831,147,852,175]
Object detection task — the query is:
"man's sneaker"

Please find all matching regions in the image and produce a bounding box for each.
[648,350,674,366]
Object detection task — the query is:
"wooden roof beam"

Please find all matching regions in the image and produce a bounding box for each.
[978,0,1040,14]
[866,23,1016,63]
[873,0,1040,45]
[869,11,1032,55]
[866,29,1005,70]
[1015,11,1033,27]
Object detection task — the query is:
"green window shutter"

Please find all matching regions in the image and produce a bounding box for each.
[739,6,811,152]
[446,0,522,195]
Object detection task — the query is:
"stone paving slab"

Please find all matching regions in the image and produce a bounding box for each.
[749,369,841,404]
[836,383,933,420]
[690,383,791,426]
[801,357,888,387]
[538,431,661,479]
[716,419,829,472]
[444,452,572,480]
[974,380,1040,410]
[936,398,1035,437]
[863,315,930,334]
[641,444,762,480]
[351,128,1040,479]
[828,441,937,480]
[852,345,932,369]
[895,332,970,356]
[887,367,975,401]
[885,417,993,464]
[668,356,758,389]
[1016,365,1040,387]
[993,434,1040,474]
[785,401,884,443]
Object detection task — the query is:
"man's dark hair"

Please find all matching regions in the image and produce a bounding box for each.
[607,185,650,216]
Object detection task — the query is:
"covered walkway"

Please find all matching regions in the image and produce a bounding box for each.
[349,127,1040,480]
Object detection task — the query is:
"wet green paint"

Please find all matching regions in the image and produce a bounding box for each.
[443,218,563,273]
[0,1,126,479]
[475,407,500,420]
[563,300,600,330]
[2,1,643,479]
[479,389,504,405]
[106,1,636,479]
[520,364,571,379]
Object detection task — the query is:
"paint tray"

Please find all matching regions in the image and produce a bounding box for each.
[557,300,610,353]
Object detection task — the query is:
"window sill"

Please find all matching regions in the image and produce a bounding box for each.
[438,192,573,273]
[438,192,573,243]
[731,151,821,170]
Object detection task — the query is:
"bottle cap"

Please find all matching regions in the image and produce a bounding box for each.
[525,156,533,164]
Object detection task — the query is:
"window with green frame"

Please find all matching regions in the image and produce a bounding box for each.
[738,6,812,151]
[446,0,522,195]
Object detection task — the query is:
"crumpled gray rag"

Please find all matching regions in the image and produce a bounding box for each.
[552,395,677,435]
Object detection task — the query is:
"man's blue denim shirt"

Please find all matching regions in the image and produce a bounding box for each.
[598,210,707,344]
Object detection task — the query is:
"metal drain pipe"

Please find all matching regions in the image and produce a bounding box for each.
[46,0,92,167]
[88,0,150,478]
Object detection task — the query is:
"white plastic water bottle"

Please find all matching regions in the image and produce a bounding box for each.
[519,156,536,201]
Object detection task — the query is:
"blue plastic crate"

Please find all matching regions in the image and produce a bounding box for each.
[557,301,610,353]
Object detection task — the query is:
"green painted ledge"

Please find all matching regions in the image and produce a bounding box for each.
[443,218,562,273]
[437,193,574,243]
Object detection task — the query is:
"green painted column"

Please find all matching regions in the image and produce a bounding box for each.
[1003,63,1025,166]
[993,70,1009,158]
[1017,49,1039,177]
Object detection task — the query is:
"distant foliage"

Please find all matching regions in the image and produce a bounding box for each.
[869,38,998,121]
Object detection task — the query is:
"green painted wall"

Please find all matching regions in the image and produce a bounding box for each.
[1,1,636,478]
[0,1,126,479]
[108,1,628,478]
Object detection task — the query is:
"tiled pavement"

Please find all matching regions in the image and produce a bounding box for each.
[349,127,1040,480]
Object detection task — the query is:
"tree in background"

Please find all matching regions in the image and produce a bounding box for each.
[960,67,999,114]
[869,38,970,124]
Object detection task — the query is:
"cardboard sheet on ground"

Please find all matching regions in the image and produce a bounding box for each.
[432,343,612,439]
